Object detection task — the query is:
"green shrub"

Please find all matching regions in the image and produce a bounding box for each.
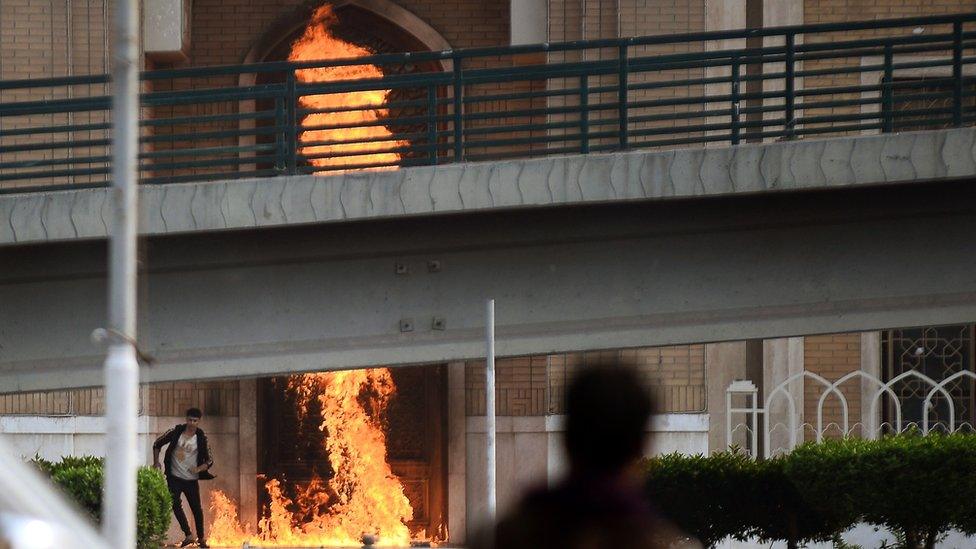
[853,433,976,548]
[32,455,171,549]
[643,433,976,549]
[644,451,755,546]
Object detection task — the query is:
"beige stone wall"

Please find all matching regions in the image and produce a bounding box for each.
[803,334,862,438]
[0,0,113,190]
[546,0,707,151]
[801,0,976,135]
[465,344,707,416]
[0,380,240,417]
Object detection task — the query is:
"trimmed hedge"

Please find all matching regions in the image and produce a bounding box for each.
[643,433,976,549]
[32,456,171,549]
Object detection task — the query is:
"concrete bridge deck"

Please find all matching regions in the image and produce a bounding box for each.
[1,128,975,391]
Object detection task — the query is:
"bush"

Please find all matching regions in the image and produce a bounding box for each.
[643,450,757,546]
[32,455,171,549]
[643,433,976,549]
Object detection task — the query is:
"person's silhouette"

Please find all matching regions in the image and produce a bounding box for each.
[475,363,700,549]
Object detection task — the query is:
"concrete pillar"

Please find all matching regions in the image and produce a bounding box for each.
[860,332,882,439]
[511,0,547,45]
[238,378,258,532]
[763,337,804,455]
[762,0,803,136]
[704,0,747,143]
[447,362,467,544]
[705,341,749,453]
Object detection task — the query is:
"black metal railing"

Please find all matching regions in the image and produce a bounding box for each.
[3,13,976,192]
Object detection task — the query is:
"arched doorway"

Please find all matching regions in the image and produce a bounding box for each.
[237,1,453,174]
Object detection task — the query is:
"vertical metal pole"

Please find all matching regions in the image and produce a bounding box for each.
[731,56,741,146]
[952,20,964,127]
[882,44,894,133]
[286,72,298,174]
[104,0,140,547]
[452,55,464,162]
[617,44,629,150]
[784,32,796,140]
[427,83,438,165]
[485,299,496,527]
[579,74,589,154]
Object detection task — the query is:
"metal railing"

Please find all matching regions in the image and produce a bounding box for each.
[3,13,976,192]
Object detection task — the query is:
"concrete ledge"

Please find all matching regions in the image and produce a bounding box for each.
[1,127,973,246]
[464,413,708,433]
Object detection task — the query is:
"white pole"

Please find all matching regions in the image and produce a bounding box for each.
[103,0,140,547]
[485,299,497,526]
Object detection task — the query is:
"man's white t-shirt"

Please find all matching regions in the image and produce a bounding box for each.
[171,431,199,481]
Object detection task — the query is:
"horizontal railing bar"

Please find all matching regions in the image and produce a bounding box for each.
[141,142,278,159]
[141,154,283,172]
[140,168,281,185]
[0,154,112,171]
[0,120,111,137]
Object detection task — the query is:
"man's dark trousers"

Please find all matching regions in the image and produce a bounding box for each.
[167,476,205,540]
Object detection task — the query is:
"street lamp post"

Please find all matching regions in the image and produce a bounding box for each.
[103,0,140,547]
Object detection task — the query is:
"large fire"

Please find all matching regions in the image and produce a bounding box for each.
[208,369,415,547]
[288,5,403,171]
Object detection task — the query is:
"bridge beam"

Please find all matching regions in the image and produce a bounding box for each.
[1,179,975,392]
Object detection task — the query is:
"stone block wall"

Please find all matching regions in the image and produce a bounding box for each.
[0,0,112,190]
[800,0,976,136]
[0,380,240,417]
[464,345,707,416]
[803,334,863,438]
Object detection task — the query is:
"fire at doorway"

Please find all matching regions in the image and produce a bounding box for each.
[208,365,447,547]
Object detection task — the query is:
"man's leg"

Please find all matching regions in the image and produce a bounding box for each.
[185,480,206,542]
[167,477,192,538]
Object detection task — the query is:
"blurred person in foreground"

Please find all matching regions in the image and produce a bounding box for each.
[473,364,701,549]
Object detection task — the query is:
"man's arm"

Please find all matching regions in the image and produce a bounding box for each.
[194,431,213,473]
[152,428,175,469]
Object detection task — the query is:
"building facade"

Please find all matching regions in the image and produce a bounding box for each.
[2,0,976,546]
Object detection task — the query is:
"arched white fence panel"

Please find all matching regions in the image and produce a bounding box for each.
[727,367,975,458]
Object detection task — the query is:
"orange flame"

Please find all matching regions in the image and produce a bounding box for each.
[288,5,403,171]
[208,369,414,547]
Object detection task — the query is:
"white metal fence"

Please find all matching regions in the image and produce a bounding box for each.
[727,369,976,458]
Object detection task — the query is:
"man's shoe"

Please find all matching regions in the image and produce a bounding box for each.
[178,537,196,548]
[198,541,209,548]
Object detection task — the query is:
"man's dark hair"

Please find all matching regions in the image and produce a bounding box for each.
[186,407,203,419]
[564,364,654,473]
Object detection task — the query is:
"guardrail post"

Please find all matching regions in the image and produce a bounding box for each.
[452,54,464,162]
[274,96,286,172]
[618,44,629,150]
[882,44,894,133]
[731,56,741,146]
[953,20,964,127]
[285,72,299,175]
[784,32,796,139]
[580,74,590,154]
[427,84,438,165]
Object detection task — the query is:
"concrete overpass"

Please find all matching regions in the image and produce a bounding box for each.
[2,127,976,391]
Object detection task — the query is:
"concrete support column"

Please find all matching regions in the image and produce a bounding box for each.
[238,378,258,532]
[704,0,747,143]
[763,337,804,455]
[447,361,467,544]
[511,0,547,45]
[706,341,751,453]
[860,332,882,439]
[762,1,803,136]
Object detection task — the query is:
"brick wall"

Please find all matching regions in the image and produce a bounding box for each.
[546,0,707,151]
[465,344,707,416]
[803,334,862,438]
[0,0,112,190]
[801,0,976,136]
[0,380,240,417]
